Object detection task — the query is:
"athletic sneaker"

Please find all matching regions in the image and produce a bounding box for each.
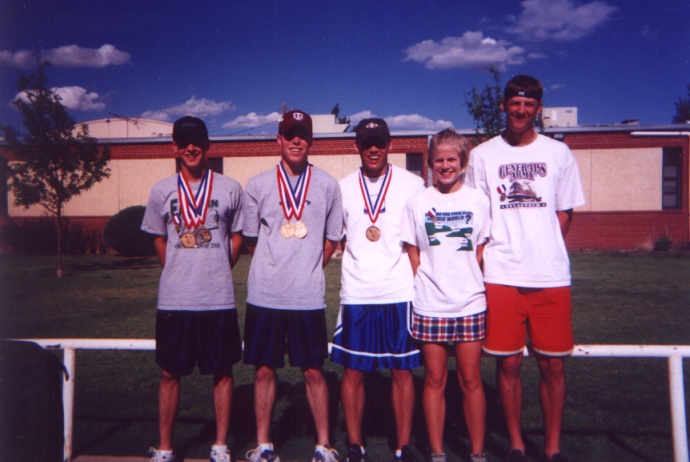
[430,453,446,462]
[346,444,367,462]
[246,445,281,462]
[312,445,340,462]
[505,449,526,462]
[392,445,417,462]
[470,454,487,462]
[210,445,231,462]
[148,447,175,462]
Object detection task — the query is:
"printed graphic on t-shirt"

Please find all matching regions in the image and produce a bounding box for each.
[424,208,473,251]
[497,162,547,209]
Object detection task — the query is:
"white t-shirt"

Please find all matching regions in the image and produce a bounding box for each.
[340,165,425,304]
[401,186,490,318]
[466,134,586,288]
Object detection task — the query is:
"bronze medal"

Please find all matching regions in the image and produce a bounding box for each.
[365,225,381,242]
[280,222,295,239]
[195,226,211,244]
[293,221,308,239]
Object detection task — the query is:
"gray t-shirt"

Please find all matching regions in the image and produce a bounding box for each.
[141,172,243,311]
[243,164,343,310]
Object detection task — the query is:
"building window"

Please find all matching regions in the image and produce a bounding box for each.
[662,147,682,210]
[406,153,423,178]
[176,157,223,175]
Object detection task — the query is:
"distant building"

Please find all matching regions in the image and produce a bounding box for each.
[75,117,173,139]
[311,114,350,134]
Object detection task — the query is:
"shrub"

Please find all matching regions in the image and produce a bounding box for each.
[103,206,156,257]
[653,235,672,251]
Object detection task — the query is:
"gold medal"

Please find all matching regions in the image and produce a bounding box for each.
[280,222,295,239]
[365,225,381,242]
[180,232,197,248]
[293,221,308,239]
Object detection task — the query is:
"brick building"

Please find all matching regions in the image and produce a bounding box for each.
[1,120,688,251]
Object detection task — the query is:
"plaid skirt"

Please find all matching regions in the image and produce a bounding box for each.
[411,311,486,343]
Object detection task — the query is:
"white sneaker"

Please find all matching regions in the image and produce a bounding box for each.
[312,445,340,462]
[211,445,231,462]
[246,445,281,462]
[148,447,175,462]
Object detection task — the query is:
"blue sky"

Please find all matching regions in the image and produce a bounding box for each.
[1,0,689,135]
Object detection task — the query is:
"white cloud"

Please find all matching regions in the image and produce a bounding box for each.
[0,49,36,68]
[550,83,566,91]
[13,86,106,111]
[404,31,526,71]
[349,110,452,131]
[0,44,131,68]
[142,97,236,121]
[222,112,281,131]
[385,114,454,131]
[506,0,618,42]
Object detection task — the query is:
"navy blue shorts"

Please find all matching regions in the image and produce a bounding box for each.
[331,302,422,371]
[155,309,242,376]
[242,303,328,369]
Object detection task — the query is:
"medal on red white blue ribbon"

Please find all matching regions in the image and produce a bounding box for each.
[177,169,214,238]
[359,164,392,242]
[277,163,312,239]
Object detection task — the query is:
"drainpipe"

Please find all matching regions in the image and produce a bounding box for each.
[630,131,690,248]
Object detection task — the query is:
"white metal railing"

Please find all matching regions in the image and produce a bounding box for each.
[19,339,690,462]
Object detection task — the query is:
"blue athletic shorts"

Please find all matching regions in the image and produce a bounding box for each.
[242,303,328,369]
[331,302,422,371]
[155,309,242,376]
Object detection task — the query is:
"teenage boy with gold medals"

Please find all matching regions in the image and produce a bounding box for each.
[242,110,343,462]
[332,118,424,462]
[142,116,244,462]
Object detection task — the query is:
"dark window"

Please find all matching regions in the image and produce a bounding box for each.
[406,152,423,178]
[662,147,682,210]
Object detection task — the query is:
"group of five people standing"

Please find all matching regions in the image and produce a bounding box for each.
[142,74,585,462]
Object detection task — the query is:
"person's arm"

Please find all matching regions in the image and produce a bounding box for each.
[404,242,420,276]
[557,209,574,238]
[229,232,243,268]
[476,241,486,272]
[154,235,167,268]
[323,239,339,267]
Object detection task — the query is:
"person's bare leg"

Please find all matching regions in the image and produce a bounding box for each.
[213,374,233,446]
[303,367,330,446]
[422,343,448,454]
[497,354,525,453]
[254,366,277,444]
[341,368,365,445]
[391,368,415,451]
[455,342,486,455]
[538,356,566,458]
[158,369,180,451]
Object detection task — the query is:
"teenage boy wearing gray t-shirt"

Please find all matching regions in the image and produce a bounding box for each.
[141,116,243,462]
[242,110,343,462]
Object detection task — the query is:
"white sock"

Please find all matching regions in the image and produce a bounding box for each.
[259,443,274,452]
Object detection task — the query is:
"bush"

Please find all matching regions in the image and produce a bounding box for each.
[653,235,672,251]
[103,206,156,257]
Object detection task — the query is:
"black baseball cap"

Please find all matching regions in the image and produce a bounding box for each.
[355,118,390,147]
[173,116,210,150]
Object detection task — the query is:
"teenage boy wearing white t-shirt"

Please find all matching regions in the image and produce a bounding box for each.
[466,75,585,462]
[331,118,423,462]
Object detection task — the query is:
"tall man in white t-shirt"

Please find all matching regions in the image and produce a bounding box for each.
[331,118,424,462]
[466,75,585,462]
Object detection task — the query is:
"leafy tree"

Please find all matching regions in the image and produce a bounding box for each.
[465,66,505,145]
[331,103,351,125]
[673,84,690,124]
[0,63,111,276]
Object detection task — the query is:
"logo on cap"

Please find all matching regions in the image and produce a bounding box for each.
[293,113,304,121]
[365,122,379,129]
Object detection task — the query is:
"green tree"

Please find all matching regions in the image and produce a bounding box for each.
[1,63,111,276]
[331,103,351,125]
[672,84,690,124]
[465,66,505,145]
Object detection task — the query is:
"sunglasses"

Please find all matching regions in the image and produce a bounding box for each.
[358,139,388,150]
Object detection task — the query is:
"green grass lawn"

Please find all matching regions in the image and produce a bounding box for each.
[1,251,689,462]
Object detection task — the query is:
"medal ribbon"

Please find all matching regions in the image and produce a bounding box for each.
[359,164,393,225]
[276,163,312,221]
[177,169,213,229]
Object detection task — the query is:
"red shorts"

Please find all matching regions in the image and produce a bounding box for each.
[483,283,573,357]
